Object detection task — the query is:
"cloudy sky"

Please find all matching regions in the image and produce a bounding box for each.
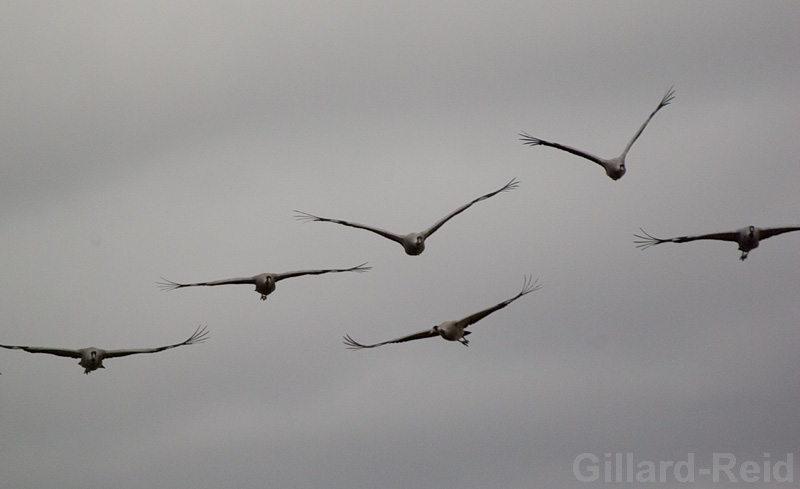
[2,2,799,488]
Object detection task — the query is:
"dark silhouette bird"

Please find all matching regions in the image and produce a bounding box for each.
[158,263,370,300]
[0,325,209,374]
[635,225,800,260]
[343,276,540,350]
[295,179,519,255]
[520,87,674,180]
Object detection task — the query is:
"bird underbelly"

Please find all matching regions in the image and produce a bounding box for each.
[403,242,424,255]
[438,326,463,341]
[738,238,758,252]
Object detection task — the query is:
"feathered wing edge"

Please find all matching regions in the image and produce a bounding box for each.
[422,178,519,238]
[455,275,541,328]
[635,227,740,251]
[294,210,406,246]
[519,132,607,167]
[758,226,800,240]
[622,86,675,157]
[274,263,371,281]
[103,325,210,359]
[342,330,439,350]
[0,343,82,358]
[633,228,670,250]
[157,276,256,291]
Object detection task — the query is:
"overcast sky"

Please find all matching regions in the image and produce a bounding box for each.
[2,2,799,488]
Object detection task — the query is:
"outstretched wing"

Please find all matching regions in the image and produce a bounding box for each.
[157,276,257,291]
[294,210,406,246]
[422,178,519,238]
[634,227,739,250]
[519,132,607,167]
[273,262,371,282]
[343,330,439,350]
[622,86,675,157]
[0,344,81,359]
[454,276,541,329]
[103,325,210,359]
[758,226,800,241]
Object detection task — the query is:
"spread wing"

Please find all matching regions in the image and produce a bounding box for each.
[102,325,209,359]
[758,226,800,240]
[422,178,519,238]
[294,210,406,246]
[273,262,371,282]
[157,276,257,291]
[634,228,739,250]
[0,344,82,358]
[454,276,541,329]
[343,330,439,350]
[519,132,607,167]
[622,86,675,157]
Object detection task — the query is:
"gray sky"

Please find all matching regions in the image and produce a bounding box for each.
[2,2,799,488]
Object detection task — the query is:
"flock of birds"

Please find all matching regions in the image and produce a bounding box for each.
[2,86,799,374]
